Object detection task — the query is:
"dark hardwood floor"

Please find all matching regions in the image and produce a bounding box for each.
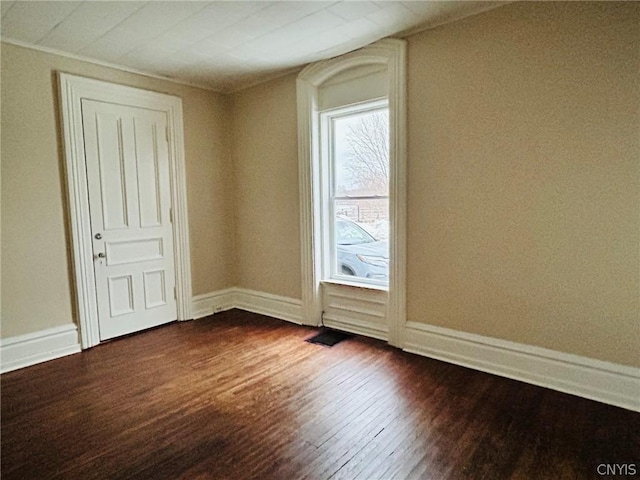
[2,310,638,479]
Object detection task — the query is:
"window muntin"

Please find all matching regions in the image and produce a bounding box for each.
[321,101,389,287]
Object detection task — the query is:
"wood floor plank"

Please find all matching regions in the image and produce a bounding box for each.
[1,310,638,480]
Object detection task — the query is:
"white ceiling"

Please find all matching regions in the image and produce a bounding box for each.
[1,1,505,93]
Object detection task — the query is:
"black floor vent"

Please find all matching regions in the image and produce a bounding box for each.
[306,329,352,347]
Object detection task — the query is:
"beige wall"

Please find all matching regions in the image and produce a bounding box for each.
[1,42,234,338]
[230,72,302,300]
[406,1,639,367]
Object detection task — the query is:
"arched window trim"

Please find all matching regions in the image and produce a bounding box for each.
[297,39,407,347]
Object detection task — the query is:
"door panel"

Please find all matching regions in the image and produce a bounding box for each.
[105,237,164,265]
[82,99,177,341]
[134,119,163,228]
[108,275,135,317]
[143,269,167,309]
[94,113,130,230]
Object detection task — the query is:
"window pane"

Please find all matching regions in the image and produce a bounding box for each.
[333,109,389,197]
[332,108,389,285]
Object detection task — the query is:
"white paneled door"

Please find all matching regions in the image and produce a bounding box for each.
[82,99,177,341]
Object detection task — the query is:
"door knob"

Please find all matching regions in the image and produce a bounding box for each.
[94,252,106,260]
[95,233,102,239]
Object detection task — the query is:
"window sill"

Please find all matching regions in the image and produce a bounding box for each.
[321,279,389,292]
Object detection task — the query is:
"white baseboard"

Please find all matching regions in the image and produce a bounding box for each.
[1,324,81,374]
[234,288,304,325]
[191,289,236,319]
[192,288,304,325]
[404,321,640,412]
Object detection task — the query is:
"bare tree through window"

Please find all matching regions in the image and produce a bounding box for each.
[343,110,389,195]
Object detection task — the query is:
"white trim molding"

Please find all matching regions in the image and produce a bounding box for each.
[192,289,236,319]
[59,73,192,349]
[1,325,81,374]
[2,38,221,94]
[322,282,388,341]
[191,288,304,325]
[322,315,387,341]
[404,322,640,412]
[297,39,407,345]
[234,289,304,325]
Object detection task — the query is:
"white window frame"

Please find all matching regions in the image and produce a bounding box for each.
[297,39,407,347]
[319,100,390,288]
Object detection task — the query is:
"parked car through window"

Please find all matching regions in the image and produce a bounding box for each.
[335,217,389,283]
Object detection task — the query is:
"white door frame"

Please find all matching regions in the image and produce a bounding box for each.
[59,73,192,349]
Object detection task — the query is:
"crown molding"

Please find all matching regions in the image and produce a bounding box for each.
[1,38,224,94]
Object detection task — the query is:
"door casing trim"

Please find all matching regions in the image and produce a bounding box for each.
[59,72,192,349]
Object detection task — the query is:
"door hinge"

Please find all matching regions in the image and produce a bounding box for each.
[165,125,169,142]
[169,207,173,223]
[174,286,177,300]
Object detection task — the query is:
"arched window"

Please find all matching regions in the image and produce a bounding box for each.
[297,39,406,346]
